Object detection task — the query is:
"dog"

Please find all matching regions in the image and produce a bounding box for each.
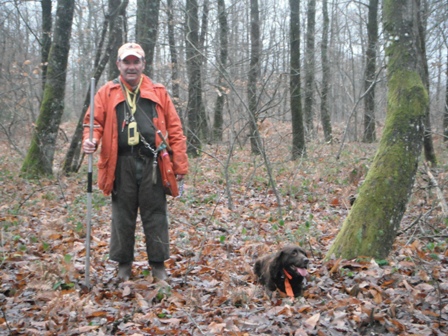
[253,245,309,298]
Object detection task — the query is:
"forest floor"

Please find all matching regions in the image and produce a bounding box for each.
[1,122,448,335]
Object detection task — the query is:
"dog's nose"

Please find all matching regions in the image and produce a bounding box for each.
[303,258,309,266]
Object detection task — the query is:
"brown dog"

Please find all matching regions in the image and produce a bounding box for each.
[253,245,309,298]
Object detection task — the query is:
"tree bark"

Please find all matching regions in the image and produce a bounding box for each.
[419,0,437,165]
[362,0,378,143]
[444,52,448,143]
[212,0,229,142]
[166,0,181,118]
[108,0,126,80]
[40,0,52,92]
[21,0,75,176]
[198,0,210,141]
[290,0,306,159]
[185,0,203,157]
[304,0,316,139]
[248,0,262,155]
[326,0,427,260]
[136,0,160,77]
[320,0,332,143]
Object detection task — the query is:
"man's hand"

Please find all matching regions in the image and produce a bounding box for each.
[176,174,184,181]
[83,139,97,154]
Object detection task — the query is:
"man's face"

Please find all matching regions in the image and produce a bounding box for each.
[116,55,145,87]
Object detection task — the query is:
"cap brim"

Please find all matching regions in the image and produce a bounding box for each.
[119,51,143,60]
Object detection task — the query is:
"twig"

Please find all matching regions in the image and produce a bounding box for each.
[0,297,11,334]
[418,235,448,239]
[183,310,205,335]
[398,213,423,236]
[423,161,448,217]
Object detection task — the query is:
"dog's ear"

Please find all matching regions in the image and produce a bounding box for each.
[269,250,285,276]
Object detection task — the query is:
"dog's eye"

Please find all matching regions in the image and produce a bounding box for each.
[291,250,297,256]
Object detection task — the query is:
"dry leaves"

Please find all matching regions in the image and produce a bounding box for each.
[1,133,448,335]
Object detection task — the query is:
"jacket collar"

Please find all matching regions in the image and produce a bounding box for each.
[114,75,161,105]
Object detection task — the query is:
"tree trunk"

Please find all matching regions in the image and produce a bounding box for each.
[320,0,332,143]
[304,0,316,139]
[21,0,75,176]
[362,0,378,143]
[212,0,229,142]
[41,0,52,92]
[108,0,126,80]
[248,0,262,155]
[198,0,210,141]
[444,52,448,143]
[290,0,306,159]
[136,0,160,77]
[185,0,203,157]
[419,0,437,165]
[326,0,427,260]
[166,0,181,119]
[63,0,129,174]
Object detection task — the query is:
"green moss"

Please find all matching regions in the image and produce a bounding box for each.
[326,68,427,261]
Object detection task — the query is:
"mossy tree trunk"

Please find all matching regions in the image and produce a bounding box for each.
[290,0,306,159]
[326,0,427,260]
[21,0,75,176]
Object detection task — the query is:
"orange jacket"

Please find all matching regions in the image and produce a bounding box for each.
[83,75,188,196]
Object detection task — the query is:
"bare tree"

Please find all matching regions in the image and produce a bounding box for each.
[419,0,437,165]
[327,0,427,260]
[212,0,229,142]
[108,0,126,80]
[320,0,332,143]
[166,0,181,116]
[290,0,305,159]
[248,0,262,155]
[136,0,160,77]
[185,0,203,157]
[445,52,448,143]
[21,0,75,176]
[41,0,52,91]
[362,0,378,143]
[303,0,316,139]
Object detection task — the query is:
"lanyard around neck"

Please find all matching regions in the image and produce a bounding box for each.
[121,76,143,115]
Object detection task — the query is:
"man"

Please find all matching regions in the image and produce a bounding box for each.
[82,42,188,281]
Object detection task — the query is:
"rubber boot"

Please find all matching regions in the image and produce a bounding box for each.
[149,261,167,280]
[117,262,132,281]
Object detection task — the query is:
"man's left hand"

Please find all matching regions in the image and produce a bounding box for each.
[176,175,184,181]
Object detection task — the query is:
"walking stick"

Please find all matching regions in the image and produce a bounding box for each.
[85,77,95,288]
